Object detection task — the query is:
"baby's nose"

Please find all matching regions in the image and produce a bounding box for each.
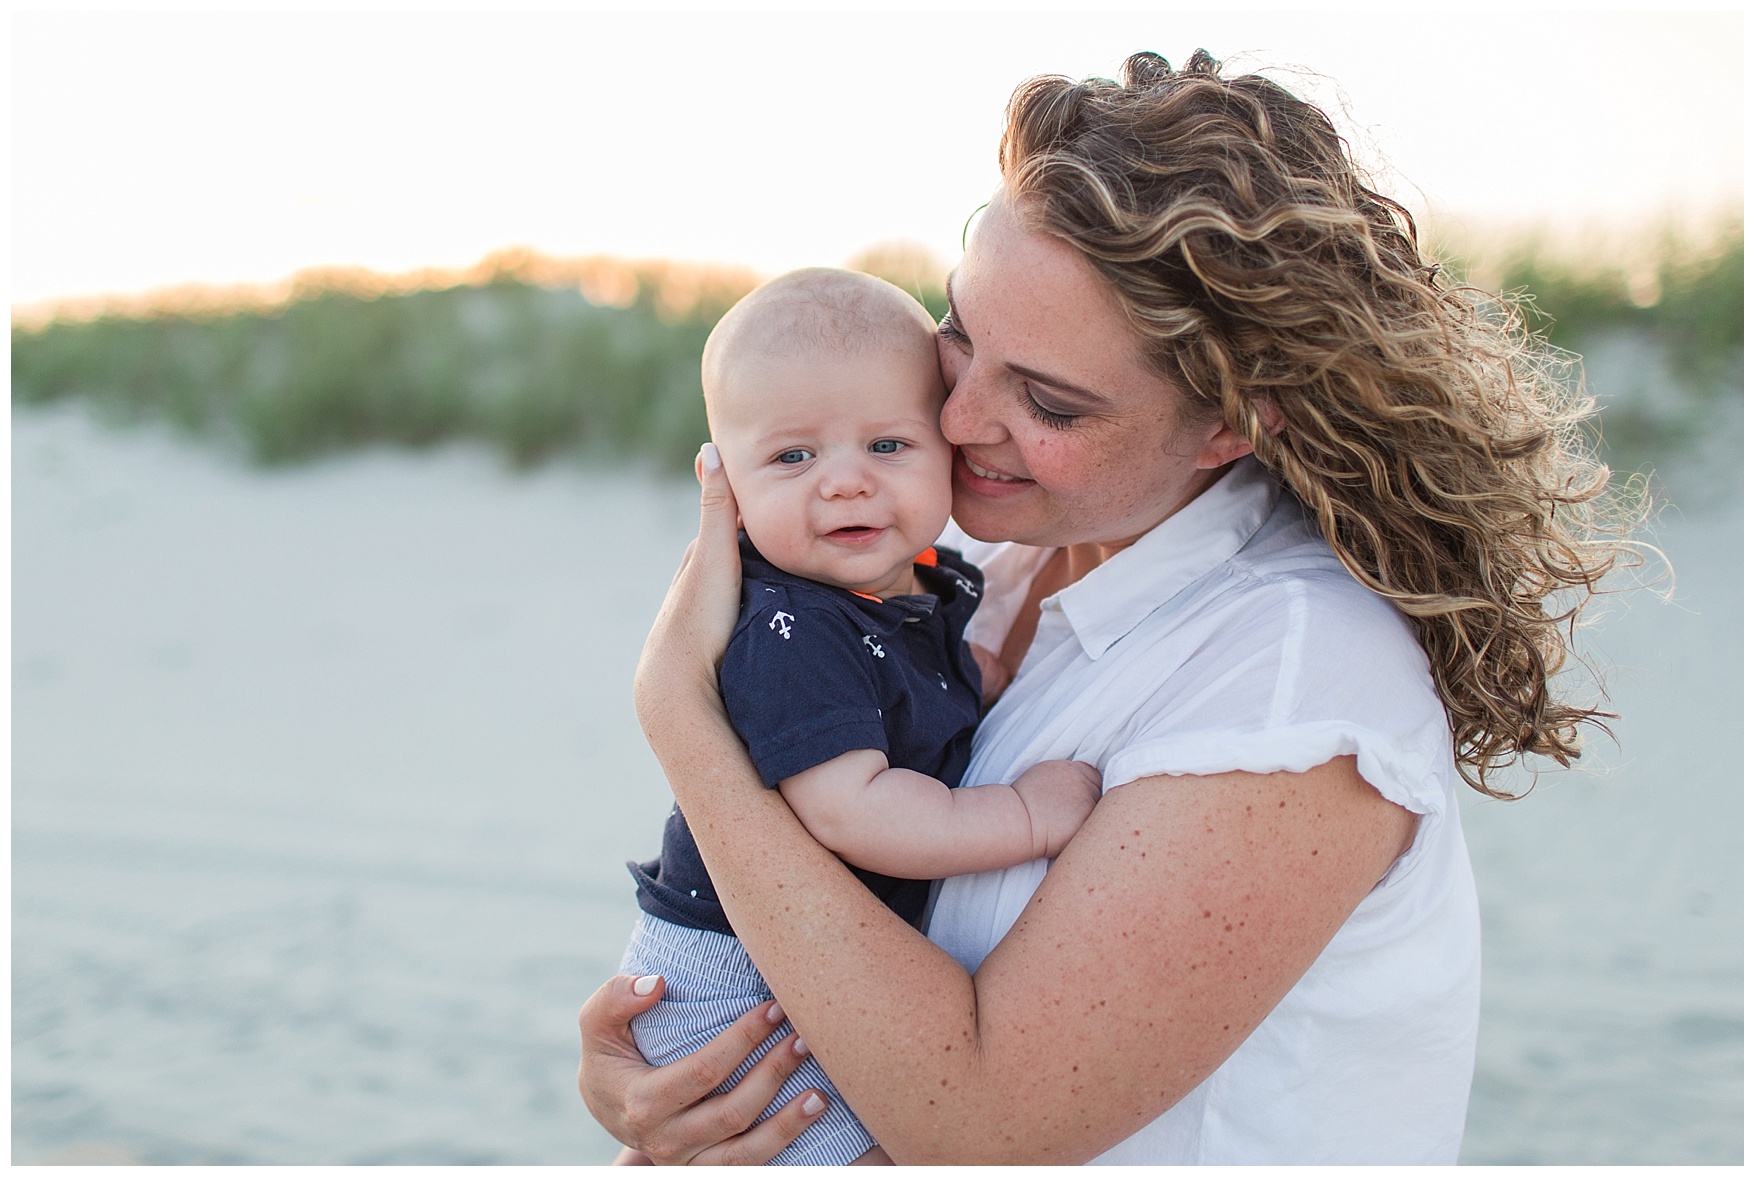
[818,451,876,497]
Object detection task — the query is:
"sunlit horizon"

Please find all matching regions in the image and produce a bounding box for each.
[12,11,1743,311]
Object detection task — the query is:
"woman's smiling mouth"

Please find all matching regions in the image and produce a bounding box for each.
[965,456,1023,482]
[959,451,1031,488]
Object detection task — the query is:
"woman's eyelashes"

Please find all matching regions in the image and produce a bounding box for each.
[1023,386,1079,430]
[938,309,1075,429]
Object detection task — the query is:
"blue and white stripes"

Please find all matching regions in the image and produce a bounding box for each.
[620,913,878,1166]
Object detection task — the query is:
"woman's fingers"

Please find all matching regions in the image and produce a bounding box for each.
[690,1089,828,1166]
[635,444,744,718]
[694,442,738,552]
[578,975,675,1150]
[683,441,744,650]
[674,1028,814,1148]
[626,1004,819,1165]
[578,974,666,1058]
[649,998,795,1109]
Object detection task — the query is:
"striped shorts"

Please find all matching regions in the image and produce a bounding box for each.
[619,912,878,1166]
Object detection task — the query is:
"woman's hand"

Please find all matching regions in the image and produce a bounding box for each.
[576,973,827,1164]
[633,443,744,737]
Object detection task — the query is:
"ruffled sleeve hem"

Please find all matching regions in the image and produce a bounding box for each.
[1102,721,1447,818]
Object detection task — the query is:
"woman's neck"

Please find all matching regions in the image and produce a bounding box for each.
[995,546,1099,681]
[1067,542,1110,576]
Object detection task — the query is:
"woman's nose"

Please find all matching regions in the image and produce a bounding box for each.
[939,364,1004,447]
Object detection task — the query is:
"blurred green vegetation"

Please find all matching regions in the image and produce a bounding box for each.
[12,276,731,470]
[11,232,1740,473]
[1499,238,1743,386]
[1456,223,1744,458]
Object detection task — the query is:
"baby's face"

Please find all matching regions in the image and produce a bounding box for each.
[712,345,952,598]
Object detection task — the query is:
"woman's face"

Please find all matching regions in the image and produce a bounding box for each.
[937,193,1243,552]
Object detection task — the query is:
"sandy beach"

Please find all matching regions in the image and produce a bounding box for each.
[11,403,1742,1163]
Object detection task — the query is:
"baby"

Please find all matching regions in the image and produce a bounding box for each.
[621,268,1100,1165]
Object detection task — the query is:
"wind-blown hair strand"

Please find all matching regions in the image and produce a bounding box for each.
[999,49,1646,795]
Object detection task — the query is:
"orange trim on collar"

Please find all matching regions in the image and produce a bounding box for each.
[850,590,883,603]
[914,547,939,567]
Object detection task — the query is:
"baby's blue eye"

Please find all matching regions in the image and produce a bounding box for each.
[777,448,812,464]
[870,439,903,455]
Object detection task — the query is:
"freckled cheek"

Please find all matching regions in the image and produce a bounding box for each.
[1018,434,1105,492]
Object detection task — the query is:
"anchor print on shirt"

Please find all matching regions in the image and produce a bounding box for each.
[769,610,794,639]
[863,635,885,658]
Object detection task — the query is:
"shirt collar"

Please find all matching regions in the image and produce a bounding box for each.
[1051,456,1281,660]
[738,533,978,627]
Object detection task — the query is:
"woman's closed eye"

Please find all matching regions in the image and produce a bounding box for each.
[938,313,970,347]
[1023,384,1080,430]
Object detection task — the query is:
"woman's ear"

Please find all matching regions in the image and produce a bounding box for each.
[1252,397,1286,435]
[1192,398,1285,470]
[1193,423,1256,470]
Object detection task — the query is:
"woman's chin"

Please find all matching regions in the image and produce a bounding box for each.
[951,483,1042,545]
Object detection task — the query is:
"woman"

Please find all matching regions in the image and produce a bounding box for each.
[579,50,1629,1163]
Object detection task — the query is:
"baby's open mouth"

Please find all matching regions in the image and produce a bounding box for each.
[829,526,881,537]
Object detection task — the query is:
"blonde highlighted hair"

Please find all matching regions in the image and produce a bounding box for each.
[1001,50,1644,795]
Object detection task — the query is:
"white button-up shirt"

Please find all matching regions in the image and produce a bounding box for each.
[930,456,1480,1164]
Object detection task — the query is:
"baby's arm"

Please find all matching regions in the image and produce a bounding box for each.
[778,751,1100,880]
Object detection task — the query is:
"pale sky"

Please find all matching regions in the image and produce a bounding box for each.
[11,11,1744,308]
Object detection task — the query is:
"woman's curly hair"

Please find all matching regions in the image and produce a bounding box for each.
[1001,49,1645,796]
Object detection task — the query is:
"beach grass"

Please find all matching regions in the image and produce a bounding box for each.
[12,232,1741,473]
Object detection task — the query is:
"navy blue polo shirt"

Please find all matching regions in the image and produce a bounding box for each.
[629,534,985,935]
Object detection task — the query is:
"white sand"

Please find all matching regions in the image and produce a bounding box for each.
[11,403,1743,1163]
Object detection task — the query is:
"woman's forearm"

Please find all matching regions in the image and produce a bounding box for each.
[627,451,1014,1158]
[638,680,996,1158]
[644,677,1418,1163]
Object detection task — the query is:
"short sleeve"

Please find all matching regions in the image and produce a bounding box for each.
[1097,571,1454,820]
[720,592,889,787]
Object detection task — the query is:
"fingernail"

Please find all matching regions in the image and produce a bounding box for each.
[802,1093,825,1116]
[632,974,660,996]
[792,1036,810,1058]
[766,1002,786,1025]
[700,441,721,471]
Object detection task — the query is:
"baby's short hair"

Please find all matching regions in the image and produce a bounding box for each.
[702,268,937,401]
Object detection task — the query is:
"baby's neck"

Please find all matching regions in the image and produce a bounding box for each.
[860,564,927,601]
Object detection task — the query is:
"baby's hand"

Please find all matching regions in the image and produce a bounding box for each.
[1011,759,1102,859]
[968,643,1012,709]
